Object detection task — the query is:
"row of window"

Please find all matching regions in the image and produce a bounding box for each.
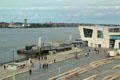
[83,28,104,38]
[109,28,120,32]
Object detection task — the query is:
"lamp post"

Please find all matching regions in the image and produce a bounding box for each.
[38,37,42,54]
[57,67,61,80]
[13,49,15,62]
[69,35,72,45]
[12,49,15,80]
[75,47,78,59]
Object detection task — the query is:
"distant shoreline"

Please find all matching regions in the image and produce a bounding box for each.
[0,22,119,28]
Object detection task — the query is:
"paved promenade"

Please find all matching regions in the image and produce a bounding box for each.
[5,47,108,80]
[0,48,82,80]
[69,57,120,80]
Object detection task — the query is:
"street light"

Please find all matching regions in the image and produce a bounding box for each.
[38,37,42,54]
[57,67,61,80]
[75,47,78,59]
[13,49,15,62]
[12,49,16,80]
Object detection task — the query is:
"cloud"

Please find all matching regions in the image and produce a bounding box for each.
[0,7,60,10]
[112,0,120,3]
[0,6,80,10]
[56,0,63,2]
[97,6,120,9]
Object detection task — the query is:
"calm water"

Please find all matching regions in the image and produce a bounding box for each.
[0,27,80,63]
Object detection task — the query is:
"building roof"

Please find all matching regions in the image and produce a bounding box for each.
[79,25,120,29]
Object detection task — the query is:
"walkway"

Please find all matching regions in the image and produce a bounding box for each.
[5,48,106,80]
[0,48,82,80]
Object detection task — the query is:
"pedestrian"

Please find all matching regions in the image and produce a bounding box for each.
[54,59,56,63]
[43,64,44,69]
[89,49,90,52]
[85,53,88,56]
[29,69,32,76]
[30,59,33,67]
[85,53,87,56]
[94,48,96,51]
[3,64,6,70]
[45,56,47,60]
[87,52,89,56]
[75,52,78,59]
[41,56,43,60]
[85,53,89,56]
[43,64,46,69]
[38,56,40,61]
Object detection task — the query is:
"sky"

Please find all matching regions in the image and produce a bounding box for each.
[0,0,120,24]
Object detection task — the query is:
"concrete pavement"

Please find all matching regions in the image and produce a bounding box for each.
[5,47,107,80]
[0,48,82,80]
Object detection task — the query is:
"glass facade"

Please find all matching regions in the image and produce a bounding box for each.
[110,35,120,40]
[109,39,115,48]
[109,35,120,48]
[97,30,103,38]
[83,28,93,38]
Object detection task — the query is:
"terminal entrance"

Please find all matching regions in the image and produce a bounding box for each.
[109,39,115,48]
[110,35,120,48]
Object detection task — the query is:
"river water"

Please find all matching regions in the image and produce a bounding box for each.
[0,27,80,63]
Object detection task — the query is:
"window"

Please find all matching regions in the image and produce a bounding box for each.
[83,28,93,38]
[109,39,115,48]
[98,44,101,47]
[97,30,103,38]
[109,28,120,32]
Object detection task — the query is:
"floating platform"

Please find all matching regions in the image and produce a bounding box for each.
[17,41,86,55]
[17,49,40,55]
[17,45,72,55]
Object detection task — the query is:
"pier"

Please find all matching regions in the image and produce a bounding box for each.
[16,41,83,55]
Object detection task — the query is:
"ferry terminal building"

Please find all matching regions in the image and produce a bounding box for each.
[79,26,120,49]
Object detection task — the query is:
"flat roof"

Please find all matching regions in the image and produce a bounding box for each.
[79,25,120,28]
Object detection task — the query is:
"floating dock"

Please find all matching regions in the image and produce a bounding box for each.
[17,43,73,55]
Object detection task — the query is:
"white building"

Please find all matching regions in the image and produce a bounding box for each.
[79,26,120,49]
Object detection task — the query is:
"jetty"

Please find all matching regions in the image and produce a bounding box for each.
[17,40,86,55]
